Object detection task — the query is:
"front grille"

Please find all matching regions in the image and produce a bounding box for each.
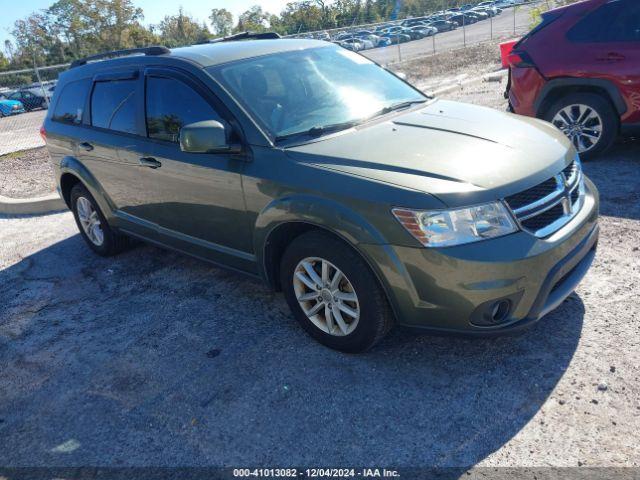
[521,203,564,231]
[505,158,584,238]
[505,177,558,210]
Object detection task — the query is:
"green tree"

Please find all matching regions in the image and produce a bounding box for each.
[236,5,271,32]
[158,8,210,47]
[209,8,233,37]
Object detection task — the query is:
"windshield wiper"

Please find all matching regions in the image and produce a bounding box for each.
[275,120,358,142]
[377,99,428,116]
[273,100,427,143]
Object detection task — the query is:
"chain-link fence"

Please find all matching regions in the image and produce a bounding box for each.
[0,64,69,156]
[288,2,540,67]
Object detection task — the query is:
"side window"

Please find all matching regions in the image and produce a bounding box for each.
[145,76,224,143]
[52,79,92,125]
[568,0,640,42]
[91,79,138,134]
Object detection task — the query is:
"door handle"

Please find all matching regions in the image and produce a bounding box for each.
[139,157,162,169]
[79,142,94,152]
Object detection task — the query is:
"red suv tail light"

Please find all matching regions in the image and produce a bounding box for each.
[39,125,47,142]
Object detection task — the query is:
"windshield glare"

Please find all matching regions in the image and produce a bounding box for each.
[209,46,426,139]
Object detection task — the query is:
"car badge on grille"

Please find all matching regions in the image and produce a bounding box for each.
[556,173,572,215]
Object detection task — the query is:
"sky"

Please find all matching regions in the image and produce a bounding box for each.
[1,0,292,48]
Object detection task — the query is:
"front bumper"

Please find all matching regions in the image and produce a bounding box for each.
[2,108,25,116]
[361,176,599,335]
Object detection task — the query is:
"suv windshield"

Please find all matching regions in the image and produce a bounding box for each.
[208,45,426,140]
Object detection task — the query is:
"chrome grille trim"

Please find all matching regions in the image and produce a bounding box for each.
[505,157,584,238]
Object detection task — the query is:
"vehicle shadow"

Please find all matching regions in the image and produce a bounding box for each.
[0,231,584,469]
[582,137,639,221]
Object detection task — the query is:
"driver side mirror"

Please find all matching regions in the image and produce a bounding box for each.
[179,120,242,154]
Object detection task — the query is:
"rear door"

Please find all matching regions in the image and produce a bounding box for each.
[564,0,640,123]
[75,68,161,233]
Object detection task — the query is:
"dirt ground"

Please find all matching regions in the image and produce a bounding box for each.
[1,49,640,468]
[396,41,503,92]
[0,147,55,199]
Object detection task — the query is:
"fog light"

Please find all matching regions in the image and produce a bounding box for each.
[491,300,511,323]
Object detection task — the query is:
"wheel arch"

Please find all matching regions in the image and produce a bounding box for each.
[254,195,401,321]
[535,78,626,119]
[260,219,402,326]
[59,156,117,222]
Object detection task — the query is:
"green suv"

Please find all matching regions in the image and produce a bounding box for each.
[43,35,599,352]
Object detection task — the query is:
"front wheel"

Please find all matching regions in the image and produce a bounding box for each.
[280,231,394,353]
[544,92,618,159]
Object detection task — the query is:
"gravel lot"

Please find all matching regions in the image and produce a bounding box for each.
[1,52,639,470]
[0,147,55,198]
[1,141,638,469]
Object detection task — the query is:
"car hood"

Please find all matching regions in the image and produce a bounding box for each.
[284,99,575,207]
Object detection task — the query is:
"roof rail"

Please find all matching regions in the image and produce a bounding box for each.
[70,46,171,69]
[209,31,281,43]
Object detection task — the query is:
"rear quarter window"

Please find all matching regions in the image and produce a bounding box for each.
[568,0,640,43]
[91,79,138,134]
[52,79,92,125]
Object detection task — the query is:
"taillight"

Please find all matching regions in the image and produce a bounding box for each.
[39,125,47,142]
[507,50,535,68]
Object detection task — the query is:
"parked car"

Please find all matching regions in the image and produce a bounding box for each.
[44,37,599,352]
[355,33,389,48]
[427,20,457,32]
[507,0,640,158]
[0,97,26,117]
[401,27,426,40]
[380,32,412,43]
[402,17,432,27]
[7,89,48,111]
[337,38,365,51]
[409,25,438,37]
[449,13,478,26]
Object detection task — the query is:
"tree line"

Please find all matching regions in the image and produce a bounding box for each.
[1,0,484,75]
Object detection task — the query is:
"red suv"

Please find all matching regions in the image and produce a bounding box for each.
[506,0,640,158]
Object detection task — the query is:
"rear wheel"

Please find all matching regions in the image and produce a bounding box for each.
[280,231,394,353]
[70,183,130,256]
[544,92,618,159]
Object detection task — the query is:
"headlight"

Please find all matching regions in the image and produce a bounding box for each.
[392,201,518,247]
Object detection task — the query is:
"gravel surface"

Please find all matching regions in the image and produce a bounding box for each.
[0,140,638,468]
[0,147,55,199]
[1,46,639,469]
[397,42,503,92]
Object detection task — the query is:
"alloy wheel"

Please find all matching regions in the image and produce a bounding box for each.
[76,196,104,246]
[551,104,603,153]
[292,257,360,336]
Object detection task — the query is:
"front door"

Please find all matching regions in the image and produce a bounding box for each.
[129,68,253,269]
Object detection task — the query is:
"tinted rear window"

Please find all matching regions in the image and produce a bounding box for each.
[568,0,640,42]
[91,79,138,134]
[52,79,91,125]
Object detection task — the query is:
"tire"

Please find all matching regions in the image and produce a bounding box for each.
[280,231,394,353]
[70,183,130,256]
[543,92,618,159]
